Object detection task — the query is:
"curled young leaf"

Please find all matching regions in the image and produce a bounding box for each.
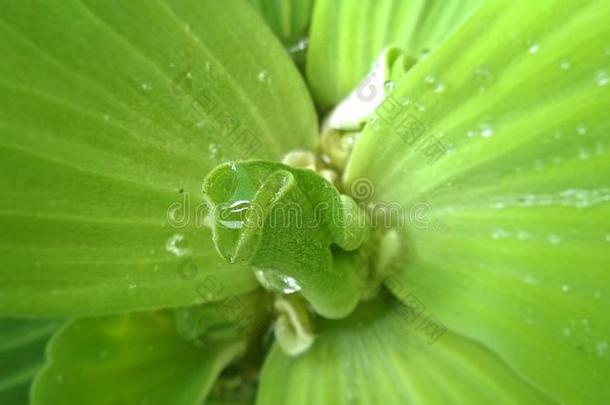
[203,161,369,319]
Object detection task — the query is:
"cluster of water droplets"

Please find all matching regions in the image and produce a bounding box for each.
[424,74,446,94]
[165,233,191,257]
[254,268,302,294]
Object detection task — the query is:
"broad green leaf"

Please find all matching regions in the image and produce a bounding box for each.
[0,0,318,316]
[307,0,482,108]
[345,1,610,403]
[203,160,368,319]
[257,298,554,404]
[247,0,314,49]
[0,319,61,405]
[31,311,246,405]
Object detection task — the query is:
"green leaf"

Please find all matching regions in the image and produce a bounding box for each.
[31,311,246,405]
[307,0,482,108]
[345,1,610,403]
[203,160,368,319]
[247,0,314,49]
[257,298,554,404]
[0,0,318,316]
[0,319,61,405]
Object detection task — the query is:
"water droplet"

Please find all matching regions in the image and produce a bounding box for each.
[594,290,602,299]
[398,97,411,107]
[415,102,426,112]
[475,65,491,80]
[491,228,509,240]
[128,284,137,290]
[596,71,609,87]
[55,374,64,383]
[257,70,271,84]
[597,341,608,357]
[103,114,110,122]
[184,24,191,33]
[217,200,250,229]
[423,75,446,93]
[288,37,309,53]
[165,234,191,257]
[527,41,540,54]
[524,274,539,285]
[517,230,532,240]
[562,327,571,337]
[494,201,506,209]
[605,233,610,243]
[384,80,396,94]
[480,123,494,138]
[561,284,571,293]
[577,124,588,136]
[559,59,571,70]
[254,268,301,294]
[548,233,561,245]
[141,83,152,92]
[208,143,221,160]
[204,62,212,72]
[186,72,194,79]
[595,143,605,155]
[51,289,59,296]
[578,148,590,160]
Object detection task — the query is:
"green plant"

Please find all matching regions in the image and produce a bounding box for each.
[1,0,609,404]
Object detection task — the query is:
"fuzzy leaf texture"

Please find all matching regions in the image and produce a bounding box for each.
[0,0,317,316]
[345,0,610,403]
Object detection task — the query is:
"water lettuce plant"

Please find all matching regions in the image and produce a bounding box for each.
[1,0,609,404]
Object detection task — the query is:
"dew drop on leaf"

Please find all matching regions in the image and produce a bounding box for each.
[254,268,301,294]
[595,70,609,87]
[479,123,494,138]
[257,70,271,84]
[597,341,608,357]
[208,143,221,160]
[165,234,190,257]
[548,233,561,245]
[527,41,540,54]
